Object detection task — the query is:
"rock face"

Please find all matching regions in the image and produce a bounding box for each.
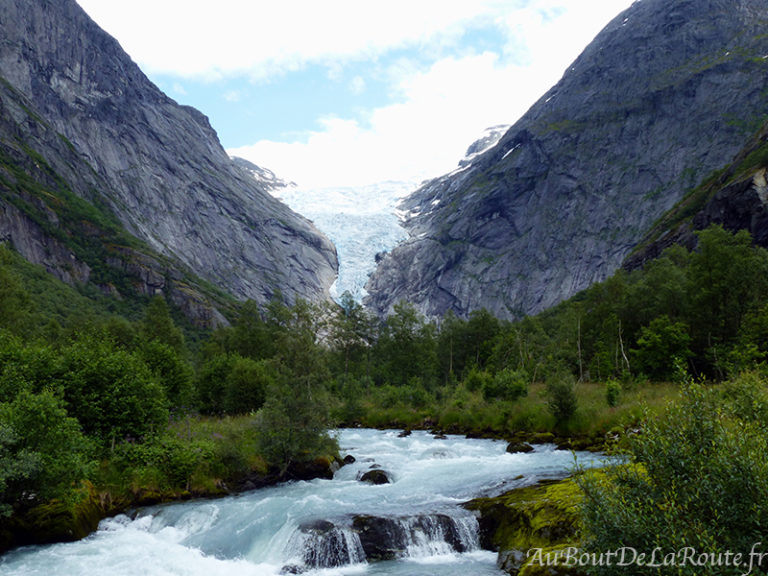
[624,121,768,268]
[366,0,768,320]
[0,0,338,310]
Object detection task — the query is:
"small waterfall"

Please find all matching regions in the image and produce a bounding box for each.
[283,512,479,571]
[285,519,366,570]
[353,512,479,562]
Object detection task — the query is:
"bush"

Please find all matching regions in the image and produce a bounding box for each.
[546,374,578,427]
[59,337,168,444]
[483,368,529,402]
[605,380,621,407]
[0,390,94,514]
[580,379,768,575]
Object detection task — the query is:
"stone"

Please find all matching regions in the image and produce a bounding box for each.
[506,442,534,454]
[359,469,391,485]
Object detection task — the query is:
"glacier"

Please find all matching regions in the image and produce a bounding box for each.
[270,181,415,303]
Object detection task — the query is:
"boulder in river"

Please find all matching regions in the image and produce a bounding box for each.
[506,441,534,454]
[359,469,391,485]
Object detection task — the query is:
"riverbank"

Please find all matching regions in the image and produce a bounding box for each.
[0,412,342,555]
[466,475,592,576]
[338,379,677,452]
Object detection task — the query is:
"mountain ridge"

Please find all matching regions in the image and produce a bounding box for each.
[0,0,338,319]
[366,0,768,320]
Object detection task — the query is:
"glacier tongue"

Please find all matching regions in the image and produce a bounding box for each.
[269,181,414,303]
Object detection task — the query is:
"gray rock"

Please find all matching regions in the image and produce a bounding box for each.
[366,0,768,320]
[359,469,391,485]
[0,0,338,312]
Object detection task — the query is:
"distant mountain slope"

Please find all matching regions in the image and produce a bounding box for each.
[0,0,337,313]
[366,0,768,320]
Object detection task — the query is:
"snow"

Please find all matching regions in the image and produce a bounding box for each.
[269,181,415,303]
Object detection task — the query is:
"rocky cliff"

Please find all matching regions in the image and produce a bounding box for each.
[366,0,768,320]
[624,121,768,268]
[0,0,338,315]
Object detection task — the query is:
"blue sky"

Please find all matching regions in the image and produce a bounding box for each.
[76,0,634,188]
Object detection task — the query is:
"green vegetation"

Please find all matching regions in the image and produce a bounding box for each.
[577,373,768,575]
[2,222,768,555]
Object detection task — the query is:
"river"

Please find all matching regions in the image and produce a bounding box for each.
[0,429,606,575]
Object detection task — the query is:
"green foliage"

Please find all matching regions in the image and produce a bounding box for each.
[580,377,768,575]
[140,296,186,355]
[483,368,529,402]
[546,374,578,428]
[255,381,336,476]
[222,356,274,415]
[59,336,168,444]
[604,380,621,408]
[0,390,93,515]
[631,315,692,380]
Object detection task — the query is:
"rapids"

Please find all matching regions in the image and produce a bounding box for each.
[0,429,606,575]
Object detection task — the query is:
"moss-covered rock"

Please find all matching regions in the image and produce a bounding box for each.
[0,482,112,553]
[465,477,586,575]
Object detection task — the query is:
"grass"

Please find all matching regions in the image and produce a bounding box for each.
[339,379,681,442]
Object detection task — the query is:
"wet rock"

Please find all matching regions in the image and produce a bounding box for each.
[359,469,391,485]
[343,455,356,465]
[352,514,471,561]
[298,520,354,569]
[506,441,534,454]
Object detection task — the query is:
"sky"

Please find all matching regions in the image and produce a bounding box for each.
[75,0,635,188]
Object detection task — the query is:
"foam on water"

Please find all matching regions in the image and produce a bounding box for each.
[0,429,608,576]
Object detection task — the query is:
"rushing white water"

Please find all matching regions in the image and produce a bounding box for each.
[0,429,607,576]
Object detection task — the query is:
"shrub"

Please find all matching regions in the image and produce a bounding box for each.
[580,379,768,575]
[605,379,621,407]
[483,368,529,402]
[546,374,578,427]
[0,390,94,514]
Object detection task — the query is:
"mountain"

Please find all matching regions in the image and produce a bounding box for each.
[365,0,768,320]
[624,120,768,268]
[0,0,338,323]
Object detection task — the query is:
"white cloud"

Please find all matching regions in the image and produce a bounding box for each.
[223,90,242,102]
[77,0,515,80]
[349,76,366,95]
[77,0,635,187]
[228,1,635,187]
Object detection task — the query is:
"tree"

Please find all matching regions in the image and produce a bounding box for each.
[140,296,186,355]
[0,390,93,514]
[59,336,168,444]
[329,292,374,378]
[687,226,768,364]
[375,301,436,387]
[137,340,194,408]
[631,315,692,381]
[222,356,274,414]
[256,381,336,476]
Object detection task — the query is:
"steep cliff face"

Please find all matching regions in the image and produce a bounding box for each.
[624,121,768,268]
[366,0,768,320]
[0,0,337,309]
